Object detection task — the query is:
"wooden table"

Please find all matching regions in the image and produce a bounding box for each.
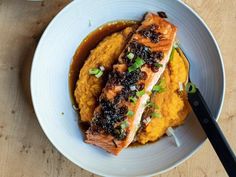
[0,0,235,176]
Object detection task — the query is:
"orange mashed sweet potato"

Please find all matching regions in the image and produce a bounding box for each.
[74,27,135,122]
[137,49,190,144]
[74,27,190,144]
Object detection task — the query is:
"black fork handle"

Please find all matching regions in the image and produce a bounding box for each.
[188,88,236,177]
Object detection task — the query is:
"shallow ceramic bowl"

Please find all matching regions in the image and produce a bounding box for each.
[31,0,225,176]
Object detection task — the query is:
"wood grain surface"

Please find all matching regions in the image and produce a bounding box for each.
[0,0,235,177]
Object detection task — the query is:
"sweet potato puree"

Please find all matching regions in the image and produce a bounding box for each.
[74,27,135,122]
[74,27,190,144]
[137,49,190,144]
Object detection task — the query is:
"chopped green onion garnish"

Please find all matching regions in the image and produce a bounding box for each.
[145,102,159,109]
[89,68,100,75]
[128,64,137,73]
[152,79,165,93]
[169,48,175,61]
[152,84,165,93]
[72,104,79,111]
[185,82,197,93]
[95,70,103,78]
[129,96,137,103]
[136,89,145,97]
[89,67,104,78]
[151,112,161,118]
[135,57,145,65]
[120,120,129,129]
[154,105,159,110]
[152,85,162,92]
[166,127,181,147]
[143,117,151,125]
[145,101,155,108]
[127,52,135,60]
[179,82,184,92]
[99,65,105,71]
[128,57,145,72]
[126,110,134,117]
[130,85,136,91]
[154,63,163,68]
[136,57,144,64]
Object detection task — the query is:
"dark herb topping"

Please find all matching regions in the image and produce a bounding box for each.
[91,30,165,140]
[92,69,143,139]
[140,71,148,80]
[157,11,168,18]
[108,69,142,89]
[138,25,161,43]
[123,41,164,71]
[137,83,145,91]
[91,99,129,140]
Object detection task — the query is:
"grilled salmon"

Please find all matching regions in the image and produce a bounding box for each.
[86,12,177,155]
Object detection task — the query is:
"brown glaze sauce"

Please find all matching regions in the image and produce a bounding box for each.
[69,20,138,105]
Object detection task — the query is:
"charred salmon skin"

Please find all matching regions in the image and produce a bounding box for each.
[86,12,177,155]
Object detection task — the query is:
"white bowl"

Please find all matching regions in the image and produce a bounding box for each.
[31,0,225,176]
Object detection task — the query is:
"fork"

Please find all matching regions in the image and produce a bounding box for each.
[176,46,236,177]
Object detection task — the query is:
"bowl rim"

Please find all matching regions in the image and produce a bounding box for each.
[30,0,225,176]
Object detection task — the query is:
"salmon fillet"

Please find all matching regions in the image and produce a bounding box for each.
[86,12,177,155]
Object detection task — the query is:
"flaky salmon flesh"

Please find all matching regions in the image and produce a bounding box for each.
[86,12,177,155]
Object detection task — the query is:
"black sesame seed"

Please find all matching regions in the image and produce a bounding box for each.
[140,71,148,80]
[138,25,161,43]
[137,83,145,91]
[91,31,165,139]
[119,106,128,115]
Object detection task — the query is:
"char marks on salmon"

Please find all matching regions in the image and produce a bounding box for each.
[86,12,177,155]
